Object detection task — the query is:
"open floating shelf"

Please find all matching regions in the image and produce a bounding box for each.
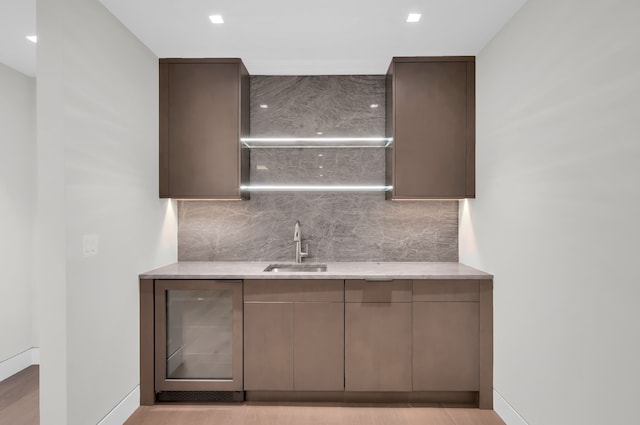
[241,137,393,149]
[241,185,393,192]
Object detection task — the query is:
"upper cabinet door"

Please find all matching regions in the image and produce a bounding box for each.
[386,57,475,199]
[159,59,250,199]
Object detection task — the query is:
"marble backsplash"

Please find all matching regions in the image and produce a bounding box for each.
[178,75,459,262]
[178,196,458,262]
[250,75,385,137]
[251,148,385,186]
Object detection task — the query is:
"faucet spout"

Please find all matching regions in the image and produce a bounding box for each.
[293,220,308,263]
[294,220,301,242]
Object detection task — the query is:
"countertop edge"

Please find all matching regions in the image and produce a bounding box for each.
[139,262,493,280]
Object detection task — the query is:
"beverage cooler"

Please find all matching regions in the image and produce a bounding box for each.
[154,280,243,401]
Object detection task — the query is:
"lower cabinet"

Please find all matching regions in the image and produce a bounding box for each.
[412,280,480,391]
[344,279,412,391]
[243,279,344,391]
[141,276,493,407]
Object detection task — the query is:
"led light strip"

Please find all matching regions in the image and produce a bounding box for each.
[241,185,393,192]
[241,137,392,142]
[241,137,393,148]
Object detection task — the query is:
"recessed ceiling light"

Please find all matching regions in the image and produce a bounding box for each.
[209,14,224,24]
[370,104,379,108]
[26,35,37,43]
[259,104,268,108]
[407,13,421,23]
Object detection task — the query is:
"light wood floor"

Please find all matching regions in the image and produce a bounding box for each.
[0,366,39,425]
[125,404,506,425]
[0,367,505,425]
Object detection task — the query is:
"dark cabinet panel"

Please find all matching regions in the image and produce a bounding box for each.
[294,303,344,391]
[243,302,294,390]
[345,279,412,303]
[244,280,344,392]
[159,58,249,199]
[345,302,412,391]
[413,279,479,302]
[244,279,343,302]
[413,302,479,391]
[386,57,475,199]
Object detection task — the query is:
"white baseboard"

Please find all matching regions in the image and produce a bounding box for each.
[0,347,40,382]
[494,390,529,425]
[97,385,140,425]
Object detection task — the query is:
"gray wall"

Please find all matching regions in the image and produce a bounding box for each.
[459,0,640,424]
[36,0,177,423]
[179,75,458,262]
[0,63,36,366]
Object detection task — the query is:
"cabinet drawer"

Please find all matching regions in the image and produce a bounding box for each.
[244,279,344,302]
[412,280,479,302]
[345,279,412,303]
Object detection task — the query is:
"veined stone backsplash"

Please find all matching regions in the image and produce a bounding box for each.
[178,75,459,262]
[178,196,457,262]
[251,148,384,186]
[250,75,385,137]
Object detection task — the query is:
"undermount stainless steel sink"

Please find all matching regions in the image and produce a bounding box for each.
[264,263,328,272]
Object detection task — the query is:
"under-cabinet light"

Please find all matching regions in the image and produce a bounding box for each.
[242,137,391,142]
[407,13,421,23]
[370,104,379,108]
[392,198,467,201]
[240,185,393,192]
[26,35,37,43]
[241,137,393,148]
[209,14,224,24]
[172,198,242,201]
[259,104,268,108]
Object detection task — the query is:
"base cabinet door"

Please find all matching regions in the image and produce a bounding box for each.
[413,302,479,391]
[412,279,480,391]
[243,279,344,391]
[243,303,294,390]
[294,303,344,391]
[345,302,412,391]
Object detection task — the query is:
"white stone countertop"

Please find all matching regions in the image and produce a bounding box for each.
[139,262,492,280]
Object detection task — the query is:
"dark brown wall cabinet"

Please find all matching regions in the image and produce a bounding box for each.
[159,58,249,199]
[243,280,344,391]
[386,57,475,199]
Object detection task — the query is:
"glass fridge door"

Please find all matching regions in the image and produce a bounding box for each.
[166,289,233,380]
[155,280,243,391]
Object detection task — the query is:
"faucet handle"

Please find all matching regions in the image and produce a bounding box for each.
[301,244,309,259]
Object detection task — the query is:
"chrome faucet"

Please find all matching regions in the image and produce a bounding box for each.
[293,220,309,263]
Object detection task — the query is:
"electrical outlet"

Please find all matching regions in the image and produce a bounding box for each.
[83,234,98,257]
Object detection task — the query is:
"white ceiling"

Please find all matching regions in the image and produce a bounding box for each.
[0,0,528,77]
[0,0,36,76]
